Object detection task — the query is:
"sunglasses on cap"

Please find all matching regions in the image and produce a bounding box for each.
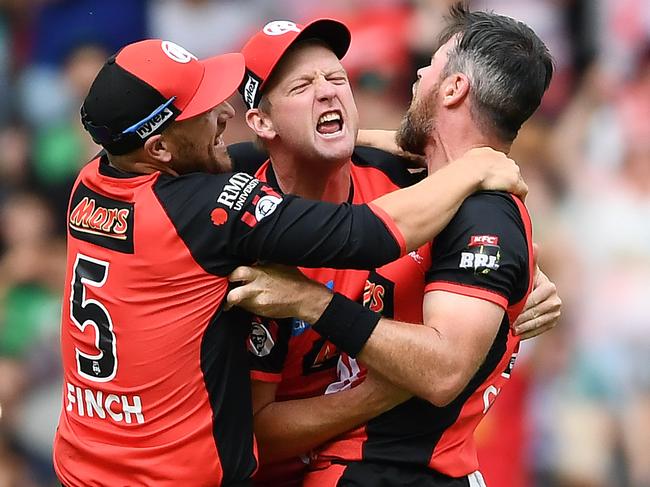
[82,96,177,146]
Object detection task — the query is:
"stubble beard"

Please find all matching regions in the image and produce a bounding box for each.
[396,85,439,156]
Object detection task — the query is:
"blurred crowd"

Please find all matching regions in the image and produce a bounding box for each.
[0,1,647,486]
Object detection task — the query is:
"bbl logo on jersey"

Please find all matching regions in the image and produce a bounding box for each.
[459,235,501,275]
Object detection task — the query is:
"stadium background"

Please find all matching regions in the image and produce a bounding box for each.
[0,0,648,486]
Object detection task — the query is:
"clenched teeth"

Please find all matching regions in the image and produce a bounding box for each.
[318,111,342,124]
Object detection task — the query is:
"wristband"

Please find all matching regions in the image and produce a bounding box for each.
[312,292,381,358]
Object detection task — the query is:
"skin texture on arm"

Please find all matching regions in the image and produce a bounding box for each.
[251,374,410,464]
[227,264,560,343]
[355,291,504,406]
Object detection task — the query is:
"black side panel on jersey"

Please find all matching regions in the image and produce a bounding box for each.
[228,142,269,176]
[352,146,425,188]
[153,171,256,276]
[361,317,510,466]
[201,306,257,484]
[426,191,529,305]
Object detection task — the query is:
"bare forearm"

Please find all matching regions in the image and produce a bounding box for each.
[357,320,467,406]
[255,385,396,463]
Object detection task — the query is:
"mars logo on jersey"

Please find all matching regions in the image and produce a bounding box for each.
[459,234,501,275]
[362,271,395,317]
[69,183,134,253]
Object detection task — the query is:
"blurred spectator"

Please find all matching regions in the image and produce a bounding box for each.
[0,2,645,486]
[0,191,65,486]
[17,0,147,128]
[30,42,104,233]
[148,0,271,57]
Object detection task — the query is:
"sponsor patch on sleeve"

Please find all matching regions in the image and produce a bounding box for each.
[248,319,279,357]
[216,173,261,211]
[459,235,501,274]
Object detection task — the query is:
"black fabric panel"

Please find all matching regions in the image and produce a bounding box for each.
[227,142,269,176]
[154,170,402,275]
[336,460,470,487]
[200,306,257,485]
[248,317,292,375]
[426,191,529,306]
[361,318,510,467]
[153,171,254,276]
[352,146,425,188]
[229,196,402,270]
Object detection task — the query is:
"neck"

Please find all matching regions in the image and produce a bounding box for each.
[107,151,177,176]
[425,116,510,172]
[269,151,351,203]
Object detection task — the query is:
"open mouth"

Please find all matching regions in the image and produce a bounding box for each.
[316,110,343,136]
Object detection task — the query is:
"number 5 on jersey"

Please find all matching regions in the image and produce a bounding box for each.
[71,254,117,382]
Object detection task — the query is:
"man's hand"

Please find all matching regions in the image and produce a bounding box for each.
[227,265,332,323]
[457,147,528,200]
[513,267,562,339]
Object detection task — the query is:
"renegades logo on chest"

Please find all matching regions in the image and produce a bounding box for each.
[68,183,135,253]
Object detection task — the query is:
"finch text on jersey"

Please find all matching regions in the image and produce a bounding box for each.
[65,382,145,424]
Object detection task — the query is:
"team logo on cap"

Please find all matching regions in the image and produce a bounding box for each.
[161,41,198,63]
[263,20,301,36]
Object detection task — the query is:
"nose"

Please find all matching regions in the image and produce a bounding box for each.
[219,101,235,120]
[314,77,336,102]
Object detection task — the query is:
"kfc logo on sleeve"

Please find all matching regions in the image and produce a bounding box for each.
[248,321,277,357]
[459,235,501,274]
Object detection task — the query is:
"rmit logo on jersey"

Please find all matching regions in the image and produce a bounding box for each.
[216,173,260,210]
[363,271,395,317]
[459,234,501,275]
[303,337,339,375]
[68,183,134,253]
[135,108,174,139]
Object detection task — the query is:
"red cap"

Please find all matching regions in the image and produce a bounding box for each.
[239,19,351,109]
[82,39,245,154]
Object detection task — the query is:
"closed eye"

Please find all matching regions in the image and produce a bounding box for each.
[289,83,310,94]
[328,76,348,85]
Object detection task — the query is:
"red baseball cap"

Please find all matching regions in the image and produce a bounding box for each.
[239,19,351,109]
[82,39,245,155]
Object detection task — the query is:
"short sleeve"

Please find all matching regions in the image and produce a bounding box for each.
[247,316,292,383]
[425,191,530,309]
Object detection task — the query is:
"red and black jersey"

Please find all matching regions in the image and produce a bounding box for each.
[237,146,424,487]
[53,154,407,487]
[314,191,534,482]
